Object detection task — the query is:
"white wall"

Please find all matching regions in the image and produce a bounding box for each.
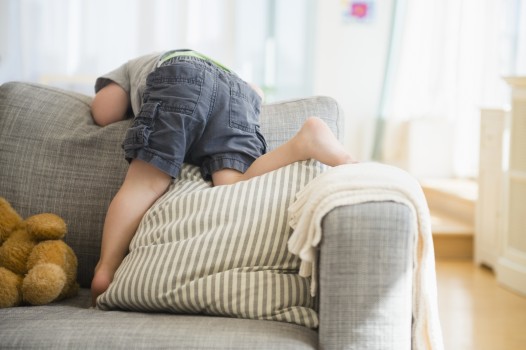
[1,0,392,161]
[0,0,313,101]
[312,0,394,161]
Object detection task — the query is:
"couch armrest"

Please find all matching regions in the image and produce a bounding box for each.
[318,201,413,350]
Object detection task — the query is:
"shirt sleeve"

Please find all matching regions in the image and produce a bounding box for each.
[94,61,131,94]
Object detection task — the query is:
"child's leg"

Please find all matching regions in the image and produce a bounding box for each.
[212,116,355,186]
[91,159,171,305]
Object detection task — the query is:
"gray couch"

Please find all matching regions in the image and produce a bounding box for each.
[0,82,413,349]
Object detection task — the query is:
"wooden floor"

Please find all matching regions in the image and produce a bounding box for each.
[436,260,526,350]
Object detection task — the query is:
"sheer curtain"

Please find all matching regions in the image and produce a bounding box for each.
[378,0,523,178]
[2,0,241,95]
[0,0,313,101]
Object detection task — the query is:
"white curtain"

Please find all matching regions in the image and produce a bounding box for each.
[0,0,313,101]
[1,0,238,95]
[380,0,523,178]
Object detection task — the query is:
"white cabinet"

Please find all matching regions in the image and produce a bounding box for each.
[475,109,508,268]
[496,77,526,296]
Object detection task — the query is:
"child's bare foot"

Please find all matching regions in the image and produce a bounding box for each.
[295,117,356,166]
[91,262,114,307]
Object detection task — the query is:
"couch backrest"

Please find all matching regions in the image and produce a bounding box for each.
[0,81,343,288]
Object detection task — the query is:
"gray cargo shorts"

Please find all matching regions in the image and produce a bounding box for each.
[122,54,267,181]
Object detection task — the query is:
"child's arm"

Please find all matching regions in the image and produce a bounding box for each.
[91,82,130,126]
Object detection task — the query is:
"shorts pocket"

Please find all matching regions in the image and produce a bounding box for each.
[229,82,261,133]
[135,102,161,127]
[147,62,203,117]
[122,101,161,150]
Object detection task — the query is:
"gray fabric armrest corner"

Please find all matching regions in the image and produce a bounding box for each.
[318,202,414,350]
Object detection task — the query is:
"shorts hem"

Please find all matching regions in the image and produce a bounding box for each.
[201,156,253,180]
[125,148,182,178]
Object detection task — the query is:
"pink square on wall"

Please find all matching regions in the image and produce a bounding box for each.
[342,0,375,23]
[352,2,369,19]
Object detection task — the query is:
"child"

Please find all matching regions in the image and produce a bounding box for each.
[90,49,354,305]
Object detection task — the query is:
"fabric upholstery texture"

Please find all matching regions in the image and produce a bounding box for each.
[1,289,318,350]
[0,82,342,289]
[97,161,325,328]
[0,81,418,349]
[319,202,413,349]
[0,82,129,288]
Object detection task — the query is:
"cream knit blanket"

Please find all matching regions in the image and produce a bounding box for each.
[288,162,444,350]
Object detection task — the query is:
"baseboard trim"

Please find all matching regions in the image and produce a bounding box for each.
[496,257,526,296]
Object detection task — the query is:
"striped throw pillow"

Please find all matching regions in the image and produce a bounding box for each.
[97,160,325,328]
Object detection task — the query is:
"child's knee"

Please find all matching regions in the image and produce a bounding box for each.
[211,169,243,186]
